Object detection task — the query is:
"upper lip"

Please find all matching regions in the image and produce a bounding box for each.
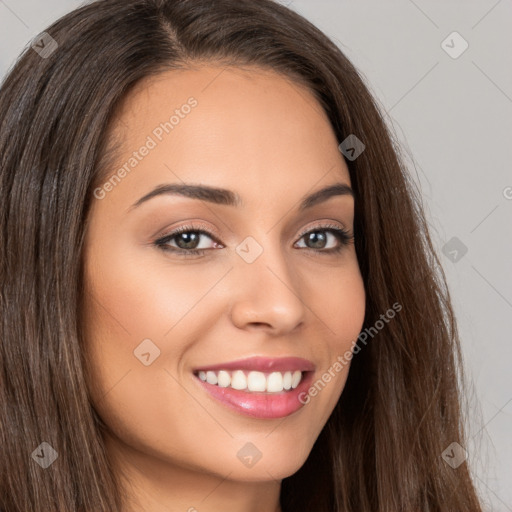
[193,356,315,373]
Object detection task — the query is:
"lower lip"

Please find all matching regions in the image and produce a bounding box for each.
[193,372,314,419]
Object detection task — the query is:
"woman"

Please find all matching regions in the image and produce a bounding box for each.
[0,0,483,510]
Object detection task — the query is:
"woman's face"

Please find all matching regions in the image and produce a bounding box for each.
[82,65,365,490]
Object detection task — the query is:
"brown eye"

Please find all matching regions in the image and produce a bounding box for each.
[154,224,222,256]
[295,225,353,254]
[154,223,353,257]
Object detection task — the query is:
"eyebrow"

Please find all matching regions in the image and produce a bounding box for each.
[128,181,354,213]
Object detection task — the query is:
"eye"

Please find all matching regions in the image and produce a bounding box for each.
[294,224,353,254]
[154,224,222,256]
[154,222,353,257]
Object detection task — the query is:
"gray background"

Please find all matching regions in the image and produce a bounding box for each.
[1,0,511,509]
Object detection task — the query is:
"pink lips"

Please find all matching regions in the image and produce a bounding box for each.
[193,356,315,373]
[192,356,316,419]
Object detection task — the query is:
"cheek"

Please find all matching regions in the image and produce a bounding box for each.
[80,239,232,405]
[80,245,225,457]
[332,272,366,345]
[300,261,365,413]
[331,269,366,382]
[310,258,366,349]
[83,238,228,340]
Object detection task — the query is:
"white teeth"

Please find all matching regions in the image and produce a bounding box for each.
[283,371,292,390]
[247,371,267,392]
[291,370,301,389]
[217,370,231,387]
[267,372,283,392]
[196,369,305,393]
[231,370,247,390]
[206,371,217,385]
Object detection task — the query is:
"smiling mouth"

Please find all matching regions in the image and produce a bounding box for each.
[191,356,315,418]
[193,369,305,393]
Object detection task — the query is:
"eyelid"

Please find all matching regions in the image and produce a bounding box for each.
[155,220,349,243]
[156,222,223,244]
[296,221,349,239]
[154,220,353,255]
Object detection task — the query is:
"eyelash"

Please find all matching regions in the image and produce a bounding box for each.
[154,222,354,258]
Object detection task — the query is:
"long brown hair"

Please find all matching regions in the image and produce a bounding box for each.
[0,0,483,510]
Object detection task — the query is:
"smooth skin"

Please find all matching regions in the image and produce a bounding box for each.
[82,64,366,512]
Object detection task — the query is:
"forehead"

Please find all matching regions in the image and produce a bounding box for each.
[100,64,350,209]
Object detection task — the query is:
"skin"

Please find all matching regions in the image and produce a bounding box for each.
[82,64,366,512]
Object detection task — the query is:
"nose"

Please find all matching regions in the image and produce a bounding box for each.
[228,242,307,335]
